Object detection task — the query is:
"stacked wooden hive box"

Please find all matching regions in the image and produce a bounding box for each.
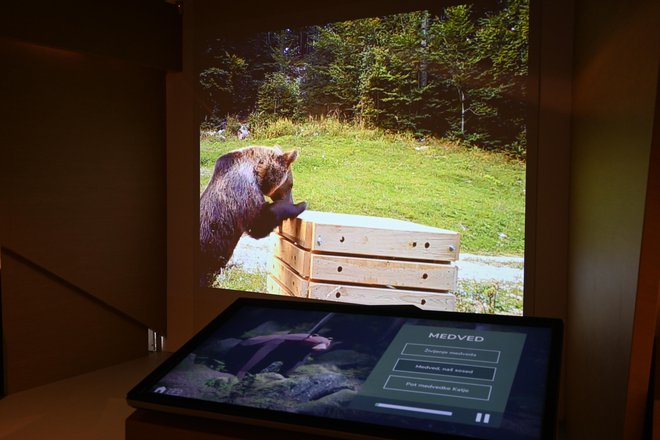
[267,211,459,311]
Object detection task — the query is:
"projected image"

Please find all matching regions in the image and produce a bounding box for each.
[198,1,528,314]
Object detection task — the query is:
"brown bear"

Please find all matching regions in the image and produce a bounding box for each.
[200,146,306,286]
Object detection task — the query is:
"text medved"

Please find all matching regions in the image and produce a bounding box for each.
[428,332,485,342]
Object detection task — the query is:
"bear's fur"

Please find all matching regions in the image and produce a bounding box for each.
[200,146,306,286]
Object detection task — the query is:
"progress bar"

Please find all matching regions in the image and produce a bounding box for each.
[374,403,453,417]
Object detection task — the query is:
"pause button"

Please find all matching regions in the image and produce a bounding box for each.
[475,412,491,424]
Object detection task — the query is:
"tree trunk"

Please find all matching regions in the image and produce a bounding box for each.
[419,11,429,89]
[459,88,466,135]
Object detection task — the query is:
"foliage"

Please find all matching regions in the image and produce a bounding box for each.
[427,5,485,139]
[229,373,256,399]
[197,0,529,158]
[205,377,233,393]
[301,14,430,134]
[199,50,250,119]
[454,279,523,315]
[476,0,529,156]
[257,72,303,120]
[425,1,528,154]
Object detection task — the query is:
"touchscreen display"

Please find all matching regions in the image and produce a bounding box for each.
[128,299,561,440]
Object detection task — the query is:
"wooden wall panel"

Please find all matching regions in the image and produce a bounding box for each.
[567,0,660,438]
[0,38,166,333]
[0,2,174,389]
[623,67,660,439]
[1,251,147,394]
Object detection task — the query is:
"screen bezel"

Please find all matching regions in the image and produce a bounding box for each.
[128,297,563,440]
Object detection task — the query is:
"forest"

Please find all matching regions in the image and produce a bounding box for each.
[198,0,529,158]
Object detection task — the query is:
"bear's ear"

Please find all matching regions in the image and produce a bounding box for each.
[283,150,298,166]
[255,159,268,182]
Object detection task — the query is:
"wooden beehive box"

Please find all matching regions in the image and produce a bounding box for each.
[267,211,459,311]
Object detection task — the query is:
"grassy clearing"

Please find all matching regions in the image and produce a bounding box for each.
[201,118,525,255]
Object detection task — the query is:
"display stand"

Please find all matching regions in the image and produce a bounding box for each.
[126,409,357,440]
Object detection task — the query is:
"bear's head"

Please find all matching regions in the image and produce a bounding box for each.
[252,146,299,202]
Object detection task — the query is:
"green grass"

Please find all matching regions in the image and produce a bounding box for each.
[201,118,525,255]
[211,265,268,292]
[454,280,523,315]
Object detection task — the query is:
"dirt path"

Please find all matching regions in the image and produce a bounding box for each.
[230,236,523,284]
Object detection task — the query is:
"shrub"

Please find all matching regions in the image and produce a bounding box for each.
[257,72,303,120]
